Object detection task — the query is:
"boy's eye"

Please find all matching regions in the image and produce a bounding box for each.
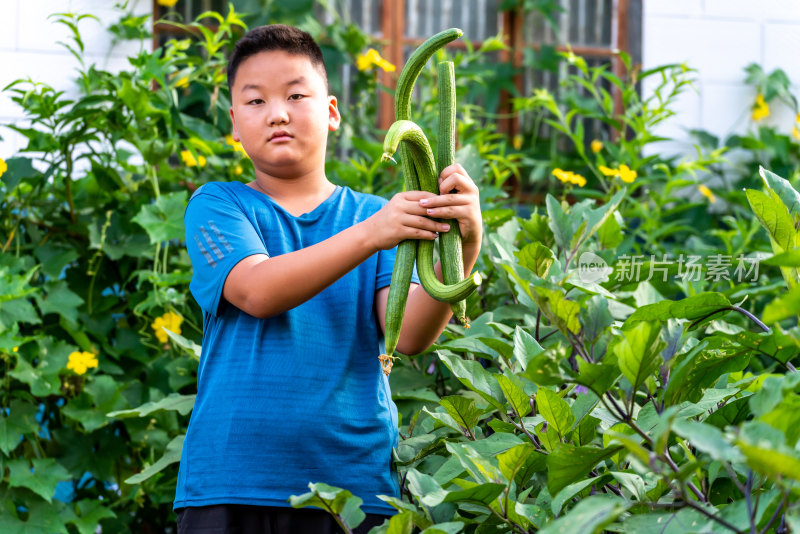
[288,94,305,101]
[247,98,264,105]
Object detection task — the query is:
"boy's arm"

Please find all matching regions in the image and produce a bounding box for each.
[375,164,483,355]
[222,190,451,319]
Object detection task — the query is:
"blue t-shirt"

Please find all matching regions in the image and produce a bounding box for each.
[175,181,412,515]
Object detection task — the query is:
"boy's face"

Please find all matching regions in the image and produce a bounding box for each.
[229,50,340,179]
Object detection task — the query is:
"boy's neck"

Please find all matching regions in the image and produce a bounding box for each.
[248,169,337,217]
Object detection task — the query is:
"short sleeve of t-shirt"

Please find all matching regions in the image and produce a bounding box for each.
[184,185,268,316]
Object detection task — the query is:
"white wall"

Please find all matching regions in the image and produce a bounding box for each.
[0,0,150,160]
[643,0,800,154]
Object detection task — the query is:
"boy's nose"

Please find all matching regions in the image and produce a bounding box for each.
[267,105,289,126]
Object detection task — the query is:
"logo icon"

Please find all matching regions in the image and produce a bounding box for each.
[577,251,612,284]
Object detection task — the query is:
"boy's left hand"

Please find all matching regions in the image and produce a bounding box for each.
[418,163,482,250]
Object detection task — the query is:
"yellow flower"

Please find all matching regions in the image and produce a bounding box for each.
[618,164,637,183]
[356,48,396,72]
[793,127,800,141]
[225,134,247,156]
[234,164,243,175]
[12,347,18,352]
[67,351,99,375]
[598,164,636,183]
[698,184,716,204]
[552,168,586,187]
[512,134,523,150]
[157,0,179,7]
[0,157,6,179]
[752,93,769,121]
[174,76,189,88]
[181,150,206,168]
[151,311,184,344]
[590,140,603,153]
[796,113,800,123]
[598,165,617,177]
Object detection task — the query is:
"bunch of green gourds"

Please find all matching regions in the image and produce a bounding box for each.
[379,29,483,376]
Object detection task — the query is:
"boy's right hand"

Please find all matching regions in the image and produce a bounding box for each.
[365,191,452,251]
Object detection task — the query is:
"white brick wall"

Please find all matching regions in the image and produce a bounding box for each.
[0,0,151,159]
[643,0,800,154]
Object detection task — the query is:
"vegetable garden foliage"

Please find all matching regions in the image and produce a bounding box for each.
[1,3,800,534]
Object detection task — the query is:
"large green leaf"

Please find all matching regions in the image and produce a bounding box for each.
[132,191,189,244]
[125,434,184,484]
[438,351,505,409]
[535,387,574,437]
[546,194,574,251]
[614,321,664,393]
[497,373,531,417]
[736,421,800,482]
[442,480,505,505]
[292,482,366,530]
[107,393,196,418]
[746,187,797,252]
[7,458,71,503]
[532,286,581,335]
[759,166,800,221]
[0,400,38,455]
[516,242,556,278]
[762,284,800,324]
[404,468,448,507]
[626,292,731,324]
[671,420,742,463]
[0,498,70,534]
[540,495,628,534]
[512,326,544,371]
[546,444,623,495]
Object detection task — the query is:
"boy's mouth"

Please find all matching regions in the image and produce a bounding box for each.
[269,130,292,142]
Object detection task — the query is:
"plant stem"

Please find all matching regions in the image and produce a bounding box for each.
[758,493,785,534]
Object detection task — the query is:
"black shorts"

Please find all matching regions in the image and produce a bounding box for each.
[175,504,392,534]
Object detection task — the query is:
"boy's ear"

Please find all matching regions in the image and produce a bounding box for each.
[229,107,240,141]
[328,96,341,132]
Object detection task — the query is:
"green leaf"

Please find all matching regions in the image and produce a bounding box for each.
[33,243,79,279]
[497,443,537,484]
[512,326,544,371]
[746,187,797,251]
[107,393,196,418]
[759,166,800,221]
[8,458,71,503]
[736,421,800,483]
[0,498,70,534]
[536,388,574,437]
[532,286,581,335]
[546,444,623,495]
[124,434,185,484]
[516,242,556,278]
[609,472,647,502]
[67,499,117,534]
[290,481,365,529]
[671,419,742,463]
[420,522,464,534]
[385,511,414,534]
[442,480,505,505]
[497,374,531,417]
[540,495,628,534]
[614,321,665,392]
[597,212,623,249]
[35,280,84,324]
[404,468,448,507]
[445,442,502,484]
[551,476,607,514]
[762,248,800,267]
[762,284,800,324]
[1,157,35,191]
[546,194,574,251]
[438,352,505,409]
[626,292,731,324]
[132,191,188,244]
[0,400,38,455]
[439,396,481,432]
[572,359,620,397]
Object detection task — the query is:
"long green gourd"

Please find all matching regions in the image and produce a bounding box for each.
[380,29,464,376]
[381,120,482,303]
[436,60,469,326]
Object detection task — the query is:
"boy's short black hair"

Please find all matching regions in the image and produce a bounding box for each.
[227,24,329,96]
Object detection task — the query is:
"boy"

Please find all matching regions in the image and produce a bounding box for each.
[175,24,482,534]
